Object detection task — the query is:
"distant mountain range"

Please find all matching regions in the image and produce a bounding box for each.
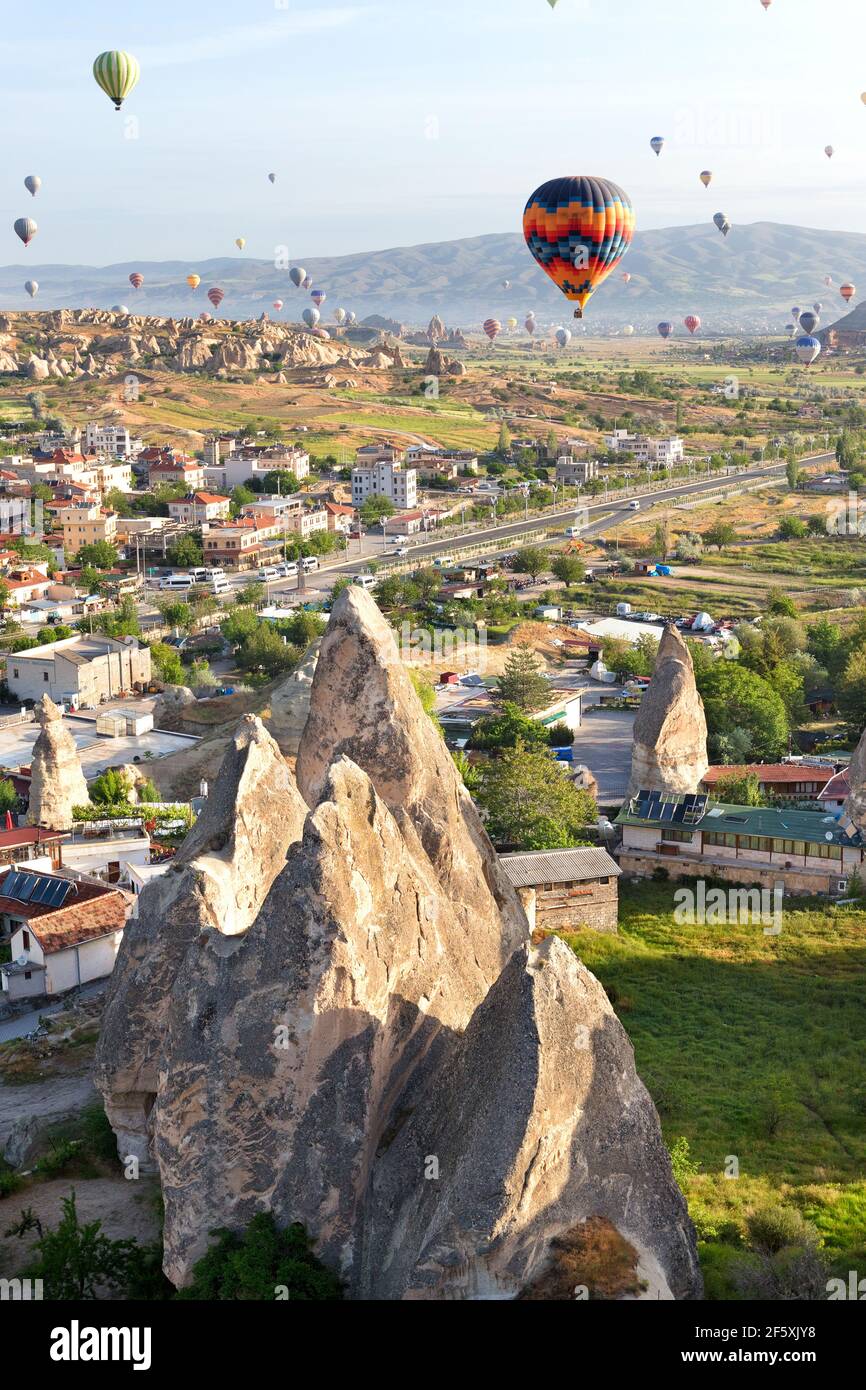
[1,222,862,332]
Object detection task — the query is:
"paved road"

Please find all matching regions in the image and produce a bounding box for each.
[570,708,637,805]
[0,981,106,1044]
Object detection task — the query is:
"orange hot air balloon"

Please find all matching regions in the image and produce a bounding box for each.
[523,176,635,319]
[129,272,144,290]
[841,283,856,302]
[187,273,201,291]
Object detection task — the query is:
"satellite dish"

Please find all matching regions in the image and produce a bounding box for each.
[15,954,28,967]
[825,832,834,841]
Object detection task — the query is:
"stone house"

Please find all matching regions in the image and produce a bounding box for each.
[0,868,128,1002]
[5,634,151,706]
[499,847,621,933]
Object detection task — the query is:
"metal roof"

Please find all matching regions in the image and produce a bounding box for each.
[499,847,621,887]
[616,793,858,846]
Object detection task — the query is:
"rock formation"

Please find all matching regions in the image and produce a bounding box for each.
[96,591,702,1300]
[153,684,197,727]
[628,624,709,798]
[842,725,866,835]
[26,696,89,830]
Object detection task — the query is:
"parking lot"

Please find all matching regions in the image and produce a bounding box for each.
[569,707,636,805]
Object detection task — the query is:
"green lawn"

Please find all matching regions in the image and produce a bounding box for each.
[564,882,866,1297]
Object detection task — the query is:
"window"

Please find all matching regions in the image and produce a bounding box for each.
[22,930,30,950]
[12,668,18,679]
[24,970,31,980]
[43,672,49,682]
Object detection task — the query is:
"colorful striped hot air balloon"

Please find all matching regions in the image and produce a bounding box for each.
[841,283,856,302]
[187,274,201,291]
[310,289,326,308]
[13,218,37,247]
[129,273,144,290]
[700,170,713,188]
[657,321,673,339]
[684,315,701,334]
[93,51,140,110]
[208,287,225,309]
[523,176,635,319]
[650,136,665,157]
[483,318,502,341]
[24,175,41,198]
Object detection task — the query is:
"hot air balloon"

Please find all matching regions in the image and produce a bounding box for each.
[622,272,632,283]
[684,315,701,334]
[273,300,284,311]
[129,273,144,290]
[861,92,866,105]
[235,238,246,251]
[657,322,673,339]
[507,316,518,330]
[302,275,313,290]
[825,145,834,159]
[841,283,856,302]
[795,335,821,366]
[208,287,225,309]
[268,172,276,184]
[713,212,731,237]
[24,280,38,299]
[199,312,212,323]
[700,170,712,188]
[824,275,833,287]
[650,136,664,157]
[813,302,823,314]
[502,280,511,290]
[310,289,326,308]
[483,318,502,342]
[555,327,572,349]
[289,267,305,288]
[525,315,537,335]
[187,274,201,291]
[92,51,140,110]
[302,307,320,329]
[24,175,41,198]
[799,310,820,335]
[622,324,635,336]
[334,307,346,325]
[790,307,801,321]
[13,218,37,247]
[346,311,356,325]
[523,176,635,319]
[547,0,559,7]
[760,0,772,9]
[112,305,130,315]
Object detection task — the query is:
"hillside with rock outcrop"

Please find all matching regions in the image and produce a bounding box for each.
[628,625,709,798]
[95,588,702,1301]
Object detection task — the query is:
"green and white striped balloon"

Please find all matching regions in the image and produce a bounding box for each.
[92,50,140,110]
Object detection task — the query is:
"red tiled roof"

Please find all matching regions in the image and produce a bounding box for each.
[191,492,230,505]
[703,764,831,786]
[818,770,850,800]
[0,828,64,849]
[0,870,127,952]
[324,502,355,516]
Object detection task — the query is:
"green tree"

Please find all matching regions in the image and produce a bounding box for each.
[78,566,107,597]
[497,642,552,712]
[711,772,767,806]
[15,1191,144,1301]
[474,743,596,850]
[778,516,806,540]
[697,662,789,761]
[237,625,301,677]
[497,421,512,455]
[0,778,18,814]
[451,749,481,792]
[550,553,585,586]
[150,642,185,685]
[513,546,549,582]
[75,541,118,569]
[702,522,737,552]
[89,769,130,806]
[767,588,798,618]
[359,495,396,527]
[785,459,802,490]
[469,701,551,751]
[159,600,193,632]
[177,1213,342,1302]
[230,485,256,518]
[0,578,9,611]
[168,534,204,568]
[837,647,866,727]
[222,607,260,646]
[262,469,300,494]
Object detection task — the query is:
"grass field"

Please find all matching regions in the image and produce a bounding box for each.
[564,882,866,1298]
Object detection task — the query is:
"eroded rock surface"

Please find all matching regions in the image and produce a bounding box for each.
[628,625,709,797]
[25,696,89,830]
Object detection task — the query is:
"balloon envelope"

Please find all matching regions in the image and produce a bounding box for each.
[187,274,201,290]
[235,238,246,251]
[273,300,283,311]
[523,175,635,319]
[824,275,833,287]
[700,170,712,187]
[813,302,822,314]
[129,273,144,289]
[483,318,502,341]
[685,315,701,334]
[207,287,225,308]
[799,310,819,335]
[502,280,511,289]
[841,283,856,301]
[24,280,38,298]
[334,307,346,324]
[13,218,37,246]
[93,50,140,109]
[555,327,572,348]
[621,324,635,336]
[346,311,356,325]
[825,146,834,158]
[713,212,731,236]
[507,316,518,329]
[302,275,313,290]
[657,321,673,339]
[525,315,536,334]
[24,175,41,197]
[311,289,326,307]
[795,335,821,365]
[650,136,664,156]
[622,272,631,283]
[268,172,276,183]
[289,267,305,288]
[302,307,320,328]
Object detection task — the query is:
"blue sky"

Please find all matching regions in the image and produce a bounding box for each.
[3,0,866,264]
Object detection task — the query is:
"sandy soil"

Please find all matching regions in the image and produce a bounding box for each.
[0,1176,162,1279]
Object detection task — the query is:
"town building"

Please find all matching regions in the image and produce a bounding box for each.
[58,503,119,555]
[146,454,205,490]
[603,430,685,466]
[83,423,142,458]
[322,502,356,534]
[700,764,834,802]
[5,634,151,706]
[439,688,582,741]
[0,827,64,872]
[167,492,232,525]
[817,769,850,811]
[204,448,310,493]
[2,567,54,609]
[556,456,599,486]
[499,847,621,933]
[352,456,417,510]
[201,518,265,569]
[0,867,128,1002]
[203,435,237,468]
[616,788,863,897]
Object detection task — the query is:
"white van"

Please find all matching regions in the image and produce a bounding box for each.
[564,526,583,538]
[279,562,299,578]
[353,574,377,590]
[434,555,454,568]
[261,566,281,581]
[161,574,194,591]
[628,500,641,510]
[211,576,231,596]
[302,556,319,572]
[206,567,226,580]
[189,568,210,584]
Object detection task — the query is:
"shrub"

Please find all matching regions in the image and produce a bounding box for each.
[177,1213,343,1301]
[668,1136,700,1188]
[746,1205,818,1255]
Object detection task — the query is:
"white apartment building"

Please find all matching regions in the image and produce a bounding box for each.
[352,460,417,510]
[603,430,684,466]
[556,456,599,485]
[83,423,141,458]
[203,449,310,493]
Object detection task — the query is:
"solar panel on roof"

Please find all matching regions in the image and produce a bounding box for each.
[2,871,73,908]
[672,803,687,823]
[659,802,676,822]
[14,874,38,902]
[47,879,73,908]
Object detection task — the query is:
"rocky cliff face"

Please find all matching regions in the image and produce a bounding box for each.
[96,590,702,1300]
[628,625,709,798]
[25,696,89,830]
[842,725,866,835]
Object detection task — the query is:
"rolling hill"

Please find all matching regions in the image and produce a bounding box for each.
[0,222,862,332]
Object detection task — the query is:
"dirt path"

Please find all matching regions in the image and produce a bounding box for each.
[0,1076,98,1165]
[0,1176,162,1280]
